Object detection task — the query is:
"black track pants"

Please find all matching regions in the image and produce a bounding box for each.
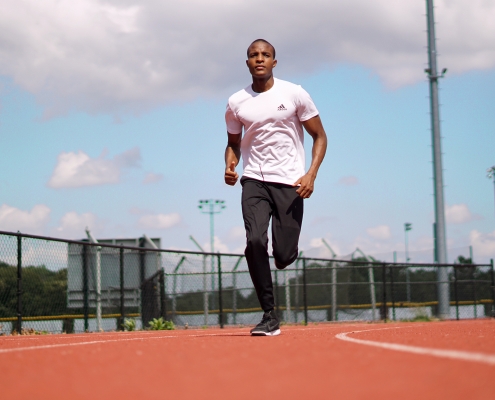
[241,177,304,312]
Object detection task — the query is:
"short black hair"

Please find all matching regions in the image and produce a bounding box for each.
[247,39,276,59]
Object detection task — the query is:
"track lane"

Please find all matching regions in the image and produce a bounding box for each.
[1,321,493,399]
[336,327,495,365]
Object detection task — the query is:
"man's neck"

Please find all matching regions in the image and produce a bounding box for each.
[251,75,275,93]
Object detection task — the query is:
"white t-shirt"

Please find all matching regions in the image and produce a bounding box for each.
[225,78,319,185]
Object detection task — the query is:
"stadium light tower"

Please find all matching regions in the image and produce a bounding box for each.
[198,199,226,291]
[488,166,495,219]
[425,0,449,319]
[404,223,412,263]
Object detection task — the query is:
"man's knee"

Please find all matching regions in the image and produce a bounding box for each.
[245,236,267,253]
[273,249,298,269]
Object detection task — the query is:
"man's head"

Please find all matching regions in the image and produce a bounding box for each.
[246,39,276,59]
[246,39,277,79]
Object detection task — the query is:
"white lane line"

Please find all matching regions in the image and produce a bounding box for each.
[0,332,247,354]
[336,329,495,366]
[0,329,189,342]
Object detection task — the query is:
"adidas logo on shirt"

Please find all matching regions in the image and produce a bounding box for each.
[277,104,287,111]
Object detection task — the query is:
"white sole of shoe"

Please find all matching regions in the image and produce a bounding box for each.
[251,329,281,336]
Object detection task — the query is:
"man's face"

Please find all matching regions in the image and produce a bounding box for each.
[246,42,277,79]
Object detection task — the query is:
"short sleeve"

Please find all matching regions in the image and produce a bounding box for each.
[295,86,319,122]
[225,103,243,134]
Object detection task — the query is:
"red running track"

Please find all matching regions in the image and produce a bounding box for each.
[1,319,494,399]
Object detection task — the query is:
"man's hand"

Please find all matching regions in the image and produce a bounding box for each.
[225,132,241,186]
[225,161,239,186]
[293,172,316,198]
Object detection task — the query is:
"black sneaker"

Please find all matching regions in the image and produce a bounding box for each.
[250,310,281,336]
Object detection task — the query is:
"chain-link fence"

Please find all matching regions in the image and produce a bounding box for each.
[1,230,494,334]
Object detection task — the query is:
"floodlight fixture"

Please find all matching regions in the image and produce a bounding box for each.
[488,166,495,220]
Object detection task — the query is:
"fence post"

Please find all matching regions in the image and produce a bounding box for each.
[16,235,22,334]
[303,258,308,325]
[274,269,280,319]
[331,261,337,321]
[139,238,146,285]
[217,255,223,328]
[160,270,166,320]
[82,244,89,332]
[284,270,291,323]
[139,249,145,285]
[119,247,125,330]
[203,255,209,326]
[490,259,495,318]
[381,263,387,323]
[472,265,477,319]
[232,270,237,325]
[369,265,377,321]
[389,265,396,321]
[295,258,300,323]
[454,265,459,320]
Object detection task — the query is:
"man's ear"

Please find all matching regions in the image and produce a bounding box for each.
[272,59,277,68]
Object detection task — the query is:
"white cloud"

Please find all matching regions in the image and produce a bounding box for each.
[143,172,163,184]
[129,207,145,215]
[445,203,481,224]
[469,230,495,258]
[138,212,181,229]
[228,226,245,240]
[1,0,494,116]
[56,211,99,238]
[366,225,391,240]
[351,236,396,256]
[48,147,141,188]
[0,204,50,234]
[338,176,359,186]
[300,237,341,258]
[202,236,230,254]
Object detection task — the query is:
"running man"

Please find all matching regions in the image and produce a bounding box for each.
[224,39,327,336]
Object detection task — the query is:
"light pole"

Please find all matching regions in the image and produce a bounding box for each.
[404,223,412,303]
[488,166,495,220]
[425,0,449,319]
[198,199,226,293]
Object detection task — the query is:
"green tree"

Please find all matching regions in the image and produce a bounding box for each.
[0,262,69,318]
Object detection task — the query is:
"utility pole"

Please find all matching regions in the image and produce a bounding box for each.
[404,223,412,303]
[190,235,209,326]
[198,200,226,293]
[425,0,449,319]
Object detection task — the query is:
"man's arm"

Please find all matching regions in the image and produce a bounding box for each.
[293,115,327,198]
[224,132,241,185]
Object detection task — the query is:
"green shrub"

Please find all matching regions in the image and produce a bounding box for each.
[148,317,175,330]
[123,318,136,331]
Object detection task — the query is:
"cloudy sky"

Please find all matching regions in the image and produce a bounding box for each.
[1,0,494,263]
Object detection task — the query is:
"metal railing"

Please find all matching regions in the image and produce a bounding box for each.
[0,230,494,334]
